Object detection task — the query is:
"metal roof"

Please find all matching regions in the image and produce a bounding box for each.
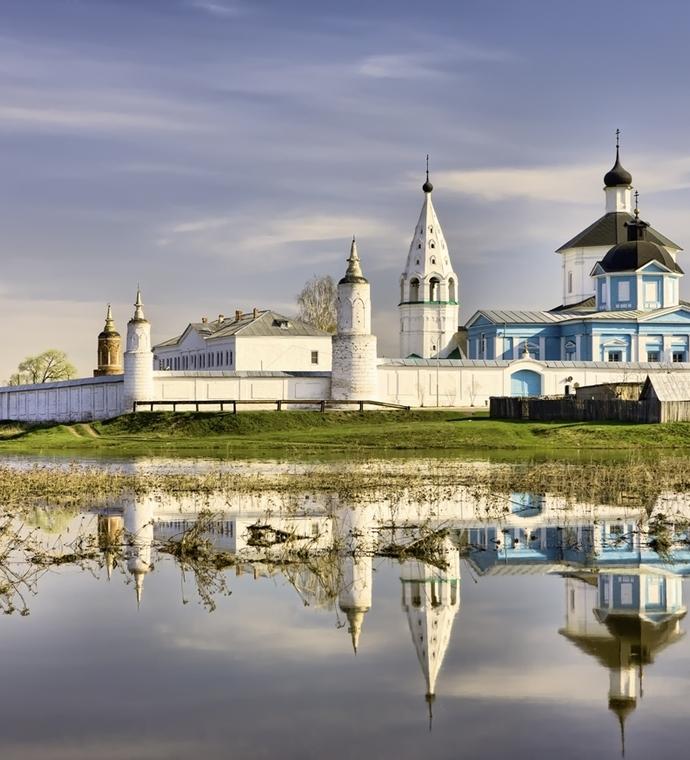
[154,310,329,350]
[556,211,682,253]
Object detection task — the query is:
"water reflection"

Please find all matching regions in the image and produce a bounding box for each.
[8,483,690,758]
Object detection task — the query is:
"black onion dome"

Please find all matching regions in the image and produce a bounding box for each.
[599,240,683,274]
[604,150,632,187]
[422,178,433,193]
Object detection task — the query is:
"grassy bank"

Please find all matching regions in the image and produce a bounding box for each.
[3,409,690,457]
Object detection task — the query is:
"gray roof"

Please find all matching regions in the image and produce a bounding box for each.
[155,310,329,349]
[378,358,690,370]
[211,311,330,339]
[556,212,682,253]
[642,374,690,402]
[468,304,690,327]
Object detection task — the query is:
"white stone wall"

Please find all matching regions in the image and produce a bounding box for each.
[234,335,332,372]
[0,376,124,422]
[152,372,331,408]
[377,358,690,407]
[331,335,378,400]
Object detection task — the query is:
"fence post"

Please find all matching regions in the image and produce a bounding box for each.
[232,401,237,414]
[320,400,326,413]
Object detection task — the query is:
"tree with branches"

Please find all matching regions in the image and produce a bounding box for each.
[8,350,77,385]
[296,275,337,333]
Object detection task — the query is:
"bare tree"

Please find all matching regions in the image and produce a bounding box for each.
[9,350,77,385]
[296,275,337,333]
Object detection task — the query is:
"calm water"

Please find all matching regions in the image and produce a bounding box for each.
[2,458,689,760]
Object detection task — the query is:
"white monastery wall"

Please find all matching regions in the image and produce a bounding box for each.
[152,371,331,407]
[377,358,690,407]
[234,336,332,372]
[0,375,124,422]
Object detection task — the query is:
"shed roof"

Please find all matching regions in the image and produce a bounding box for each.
[641,374,690,402]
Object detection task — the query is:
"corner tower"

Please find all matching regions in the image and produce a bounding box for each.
[331,238,378,401]
[94,304,123,377]
[123,289,154,411]
[399,161,459,358]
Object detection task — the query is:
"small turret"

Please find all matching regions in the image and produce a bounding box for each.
[331,238,378,401]
[94,304,123,377]
[123,288,154,412]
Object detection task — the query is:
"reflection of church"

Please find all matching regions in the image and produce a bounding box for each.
[561,569,686,754]
[93,487,690,744]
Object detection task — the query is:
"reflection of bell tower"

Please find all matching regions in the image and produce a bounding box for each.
[401,535,460,729]
[94,304,123,376]
[123,494,155,606]
[336,502,375,654]
[560,570,686,755]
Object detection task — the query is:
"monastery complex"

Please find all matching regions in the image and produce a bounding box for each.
[4,138,690,421]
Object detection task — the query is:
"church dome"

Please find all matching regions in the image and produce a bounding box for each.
[422,178,433,193]
[604,150,632,187]
[599,239,683,274]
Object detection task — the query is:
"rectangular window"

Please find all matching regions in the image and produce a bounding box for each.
[647,351,660,362]
[673,351,686,362]
[568,271,573,293]
[644,280,660,307]
[607,351,622,362]
[617,280,630,302]
[311,351,319,365]
[480,334,486,358]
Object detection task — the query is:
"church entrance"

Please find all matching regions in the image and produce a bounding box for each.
[510,369,542,397]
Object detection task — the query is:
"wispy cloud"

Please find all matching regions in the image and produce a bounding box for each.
[186,0,246,18]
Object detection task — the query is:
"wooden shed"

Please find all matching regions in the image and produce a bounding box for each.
[575,382,644,401]
[640,375,690,423]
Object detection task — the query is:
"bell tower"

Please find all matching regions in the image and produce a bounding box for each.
[399,159,459,358]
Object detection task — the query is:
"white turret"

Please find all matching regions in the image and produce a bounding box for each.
[336,502,375,654]
[399,163,459,358]
[123,493,155,607]
[123,288,154,412]
[331,238,378,401]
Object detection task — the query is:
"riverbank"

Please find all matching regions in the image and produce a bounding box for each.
[3,409,690,456]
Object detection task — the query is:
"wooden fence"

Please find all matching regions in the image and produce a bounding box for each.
[133,399,411,413]
[490,396,658,423]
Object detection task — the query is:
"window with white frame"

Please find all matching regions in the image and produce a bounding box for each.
[617,280,630,303]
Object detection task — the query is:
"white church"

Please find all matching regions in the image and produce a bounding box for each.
[4,137,690,422]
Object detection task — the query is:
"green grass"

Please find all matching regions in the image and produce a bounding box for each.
[3,409,690,459]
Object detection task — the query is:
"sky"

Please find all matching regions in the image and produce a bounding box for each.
[3,0,690,380]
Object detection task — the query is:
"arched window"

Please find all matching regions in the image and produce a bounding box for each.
[409,278,420,301]
[449,278,456,302]
[430,241,435,249]
[418,243,422,249]
[431,257,436,265]
[429,277,440,301]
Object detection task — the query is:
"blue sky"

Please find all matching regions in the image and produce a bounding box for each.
[2,0,690,378]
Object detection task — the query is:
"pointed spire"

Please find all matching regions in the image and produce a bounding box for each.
[132,287,146,322]
[422,154,433,194]
[426,692,435,733]
[345,608,365,654]
[134,571,144,608]
[339,236,368,284]
[104,303,114,330]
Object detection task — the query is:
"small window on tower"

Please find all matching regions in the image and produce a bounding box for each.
[418,243,421,249]
[311,351,319,365]
[568,271,573,293]
[431,257,436,265]
[430,242,435,249]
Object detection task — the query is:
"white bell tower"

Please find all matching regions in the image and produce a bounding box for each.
[399,160,459,358]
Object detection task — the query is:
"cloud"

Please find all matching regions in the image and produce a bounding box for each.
[358,54,448,80]
[434,154,690,205]
[159,212,403,264]
[187,0,245,17]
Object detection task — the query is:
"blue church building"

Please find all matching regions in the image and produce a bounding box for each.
[466,143,690,365]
